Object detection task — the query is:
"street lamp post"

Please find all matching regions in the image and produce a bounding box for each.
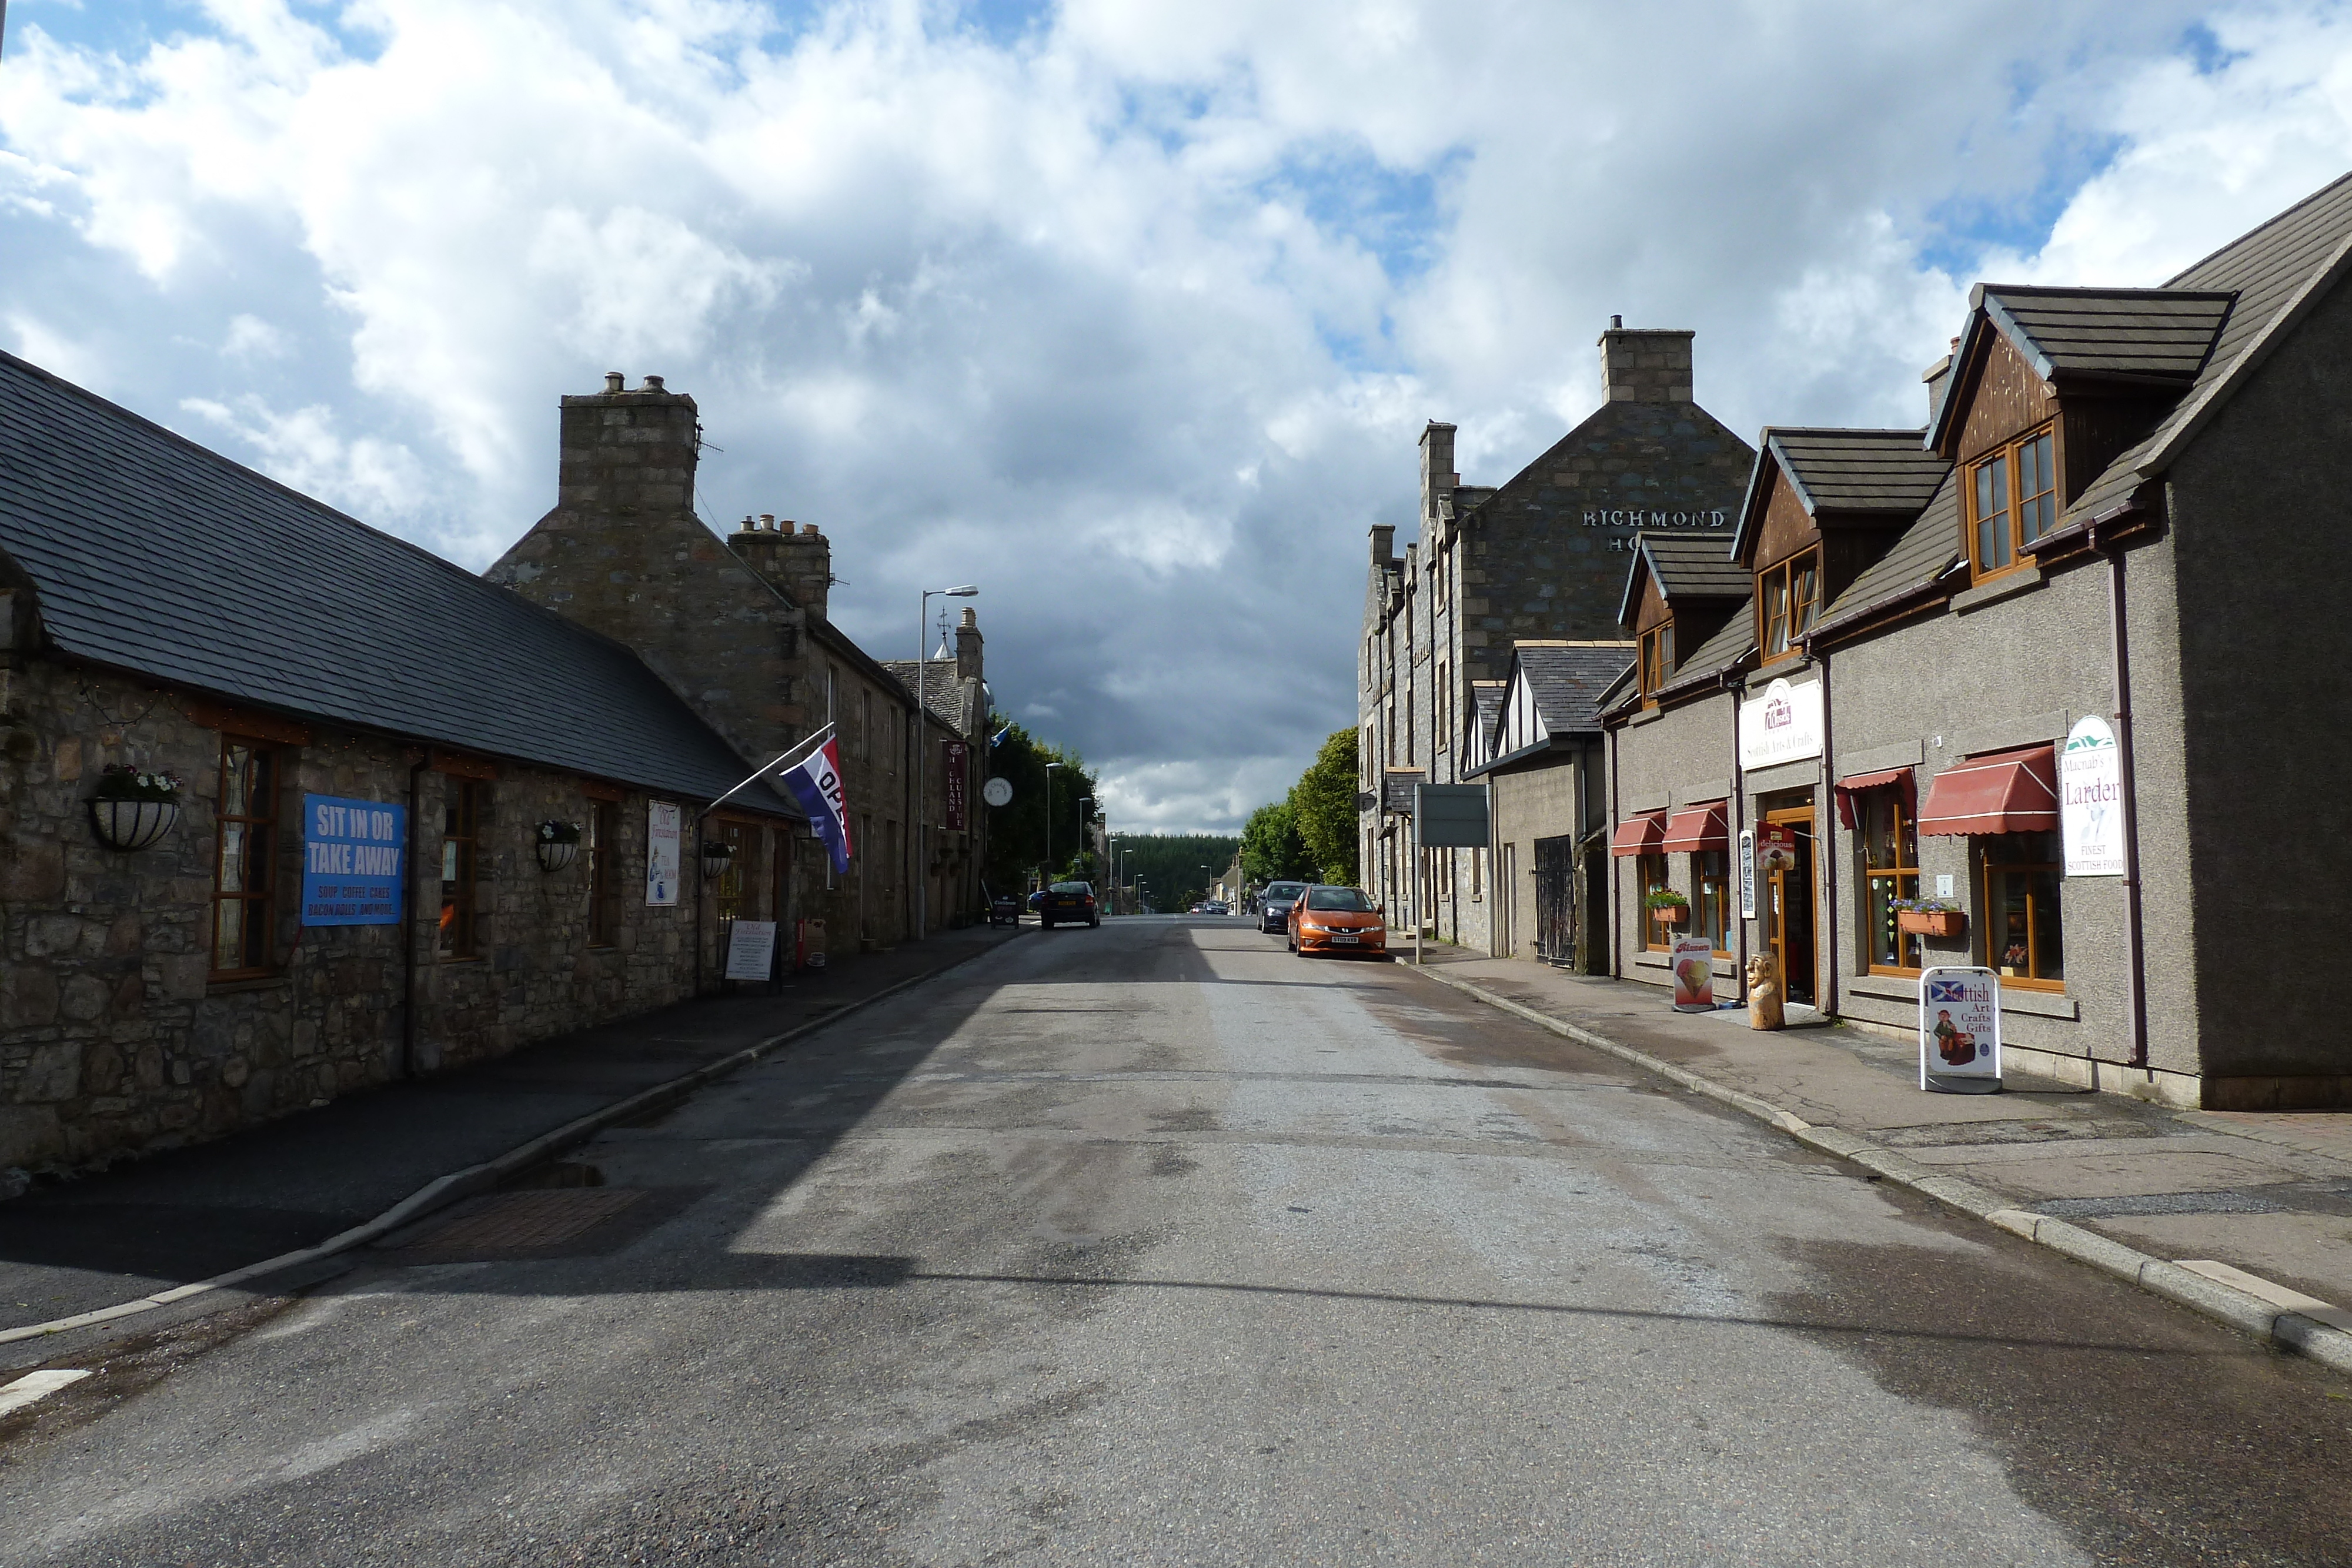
[916,584,978,944]
[1043,760,1063,893]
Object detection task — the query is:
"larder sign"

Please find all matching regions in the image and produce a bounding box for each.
[300,794,405,927]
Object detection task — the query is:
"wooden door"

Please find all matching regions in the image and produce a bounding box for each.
[1765,805,1818,1005]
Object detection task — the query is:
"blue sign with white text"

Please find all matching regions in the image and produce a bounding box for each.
[300,794,406,926]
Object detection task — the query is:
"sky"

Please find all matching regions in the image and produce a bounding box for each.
[4,1,2351,832]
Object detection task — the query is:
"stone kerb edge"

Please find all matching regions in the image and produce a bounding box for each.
[0,928,1029,1350]
[1408,962,2352,1379]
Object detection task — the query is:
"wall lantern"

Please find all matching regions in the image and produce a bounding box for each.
[535,820,582,873]
[89,765,183,852]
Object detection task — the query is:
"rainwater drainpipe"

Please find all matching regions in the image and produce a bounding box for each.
[1607,723,1622,979]
[1722,671,1748,1005]
[2098,517,2151,1074]
[400,751,427,1079]
[1816,643,1839,1019]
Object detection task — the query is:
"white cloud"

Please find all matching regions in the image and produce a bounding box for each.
[3,0,2347,831]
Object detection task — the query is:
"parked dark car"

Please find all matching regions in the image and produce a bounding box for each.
[1258,881,1309,934]
[1040,881,1099,929]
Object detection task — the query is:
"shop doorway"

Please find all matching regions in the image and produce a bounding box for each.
[1765,804,1817,1006]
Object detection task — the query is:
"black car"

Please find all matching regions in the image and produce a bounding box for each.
[1040,881,1100,928]
[1258,880,1309,933]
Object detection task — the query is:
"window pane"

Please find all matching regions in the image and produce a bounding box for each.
[1792,559,1819,633]
[1764,571,1790,653]
[2032,865,2063,979]
[214,901,246,971]
[220,744,253,817]
[218,823,250,893]
[1697,851,1729,952]
[1866,872,1919,970]
[1975,461,2012,570]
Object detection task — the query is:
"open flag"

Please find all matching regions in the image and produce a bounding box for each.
[780,735,853,875]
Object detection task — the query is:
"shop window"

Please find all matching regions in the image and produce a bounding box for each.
[1968,427,2056,581]
[1639,852,1671,951]
[1859,787,1921,975]
[1758,548,1821,664]
[716,821,749,921]
[439,781,484,961]
[1695,850,1730,956]
[586,799,617,947]
[1982,832,2063,988]
[211,738,279,978]
[1638,623,1675,698]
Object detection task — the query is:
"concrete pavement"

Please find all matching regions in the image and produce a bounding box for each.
[2,915,2348,1565]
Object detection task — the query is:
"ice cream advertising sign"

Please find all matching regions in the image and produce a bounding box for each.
[2060,716,2125,877]
[1671,934,1716,1012]
[1918,966,2002,1091]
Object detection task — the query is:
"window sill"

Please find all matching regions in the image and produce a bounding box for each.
[1634,951,1671,968]
[437,956,487,967]
[206,973,288,997]
[1845,972,2078,1019]
[1952,567,2047,616]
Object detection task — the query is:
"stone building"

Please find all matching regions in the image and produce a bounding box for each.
[0,352,800,1174]
[1359,323,1752,952]
[1603,170,2352,1110]
[486,376,992,955]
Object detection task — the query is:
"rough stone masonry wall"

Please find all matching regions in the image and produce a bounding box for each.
[0,660,706,1174]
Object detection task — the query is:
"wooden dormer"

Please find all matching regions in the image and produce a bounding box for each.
[1618,533,1747,704]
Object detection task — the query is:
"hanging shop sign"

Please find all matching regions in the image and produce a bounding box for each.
[2059,716,2126,877]
[300,794,405,927]
[981,775,1014,808]
[1671,934,1716,1012]
[943,742,969,831]
[1755,821,1799,876]
[724,919,778,981]
[1738,677,1824,770]
[1738,827,1757,918]
[646,801,681,907]
[1919,966,2003,1093]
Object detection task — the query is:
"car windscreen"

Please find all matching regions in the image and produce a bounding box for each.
[1305,887,1377,912]
[1265,883,1307,898]
[1049,882,1091,894]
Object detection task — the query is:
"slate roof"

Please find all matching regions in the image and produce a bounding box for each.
[1812,469,1966,637]
[1470,679,1507,761]
[0,350,796,814]
[881,658,972,732]
[1980,287,2234,383]
[1730,429,1951,561]
[1518,643,1634,735]
[1616,532,1748,623]
[1651,598,1756,704]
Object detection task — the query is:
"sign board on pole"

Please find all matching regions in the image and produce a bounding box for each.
[1919,966,2003,1092]
[1671,934,1716,1012]
[646,801,681,907]
[981,775,1014,808]
[724,919,778,981]
[1738,827,1757,918]
[1756,821,1798,874]
[2059,716,2125,877]
[1414,784,1490,848]
[300,794,405,926]
[1738,677,1825,770]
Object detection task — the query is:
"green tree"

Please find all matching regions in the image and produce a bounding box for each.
[1290,727,1361,884]
[1240,801,1315,884]
[1113,834,1240,912]
[979,716,1100,894]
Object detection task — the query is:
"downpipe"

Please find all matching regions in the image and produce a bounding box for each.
[2099,524,2151,1074]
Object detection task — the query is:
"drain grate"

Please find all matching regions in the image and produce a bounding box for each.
[389,1189,647,1256]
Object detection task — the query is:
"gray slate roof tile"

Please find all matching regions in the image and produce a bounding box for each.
[1814,469,1965,633]
[0,350,795,814]
[1516,643,1633,734]
[1980,287,2233,382]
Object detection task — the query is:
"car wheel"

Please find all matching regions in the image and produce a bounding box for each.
[1042,916,1054,930]
[1090,915,1100,928]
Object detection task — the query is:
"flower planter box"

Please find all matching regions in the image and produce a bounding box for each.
[1896,908,1965,939]
[535,840,579,874]
[89,798,180,852]
[1649,905,1689,926]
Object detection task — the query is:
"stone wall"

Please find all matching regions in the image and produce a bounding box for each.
[0,660,723,1174]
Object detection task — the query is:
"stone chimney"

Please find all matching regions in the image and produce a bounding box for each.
[1598,324,1695,403]
[1418,422,1458,527]
[727,516,833,619]
[954,606,983,684]
[1923,336,1959,422]
[1369,523,1396,567]
[557,373,699,518]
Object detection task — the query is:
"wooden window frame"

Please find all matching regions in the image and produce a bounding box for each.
[439,780,485,963]
[1755,547,1821,666]
[586,798,617,948]
[1694,849,1730,957]
[1981,832,2064,991]
[1638,852,1671,952]
[1857,786,1922,977]
[715,820,750,921]
[209,735,281,980]
[1638,622,1675,700]
[1966,424,2057,583]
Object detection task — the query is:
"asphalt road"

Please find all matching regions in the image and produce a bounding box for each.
[4,917,2348,1566]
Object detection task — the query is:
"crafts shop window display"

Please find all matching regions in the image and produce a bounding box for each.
[1981,832,2063,988]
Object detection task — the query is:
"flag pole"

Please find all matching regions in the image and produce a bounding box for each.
[697,724,838,823]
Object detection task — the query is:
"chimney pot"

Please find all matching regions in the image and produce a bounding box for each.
[801,523,820,537]
[642,375,665,392]
[604,372,624,393]
[1611,314,1623,329]
[760,513,776,530]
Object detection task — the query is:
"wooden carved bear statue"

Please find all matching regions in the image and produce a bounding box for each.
[1747,952,1785,1031]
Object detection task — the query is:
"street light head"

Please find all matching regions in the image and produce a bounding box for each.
[945,585,979,597]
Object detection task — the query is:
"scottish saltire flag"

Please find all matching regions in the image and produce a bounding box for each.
[781,737,853,874]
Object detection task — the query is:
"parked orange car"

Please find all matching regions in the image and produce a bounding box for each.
[1288,885,1388,958]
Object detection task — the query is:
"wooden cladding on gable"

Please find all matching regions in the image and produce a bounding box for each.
[1633,571,1670,634]
[1752,467,1819,570]
[181,696,312,747]
[1953,332,2056,464]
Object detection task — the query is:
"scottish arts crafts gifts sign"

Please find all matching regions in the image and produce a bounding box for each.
[1738,678,1823,771]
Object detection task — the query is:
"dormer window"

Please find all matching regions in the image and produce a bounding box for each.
[1757,547,1820,663]
[1967,426,2056,579]
[1638,623,1674,697]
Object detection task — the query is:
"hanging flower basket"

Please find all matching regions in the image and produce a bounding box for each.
[700,841,735,878]
[535,820,581,873]
[1896,908,1965,939]
[1649,902,1689,926]
[88,765,185,852]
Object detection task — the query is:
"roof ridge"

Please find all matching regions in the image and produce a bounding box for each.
[2163,169,2352,287]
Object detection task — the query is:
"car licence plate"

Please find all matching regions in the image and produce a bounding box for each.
[1332,933,1359,945]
